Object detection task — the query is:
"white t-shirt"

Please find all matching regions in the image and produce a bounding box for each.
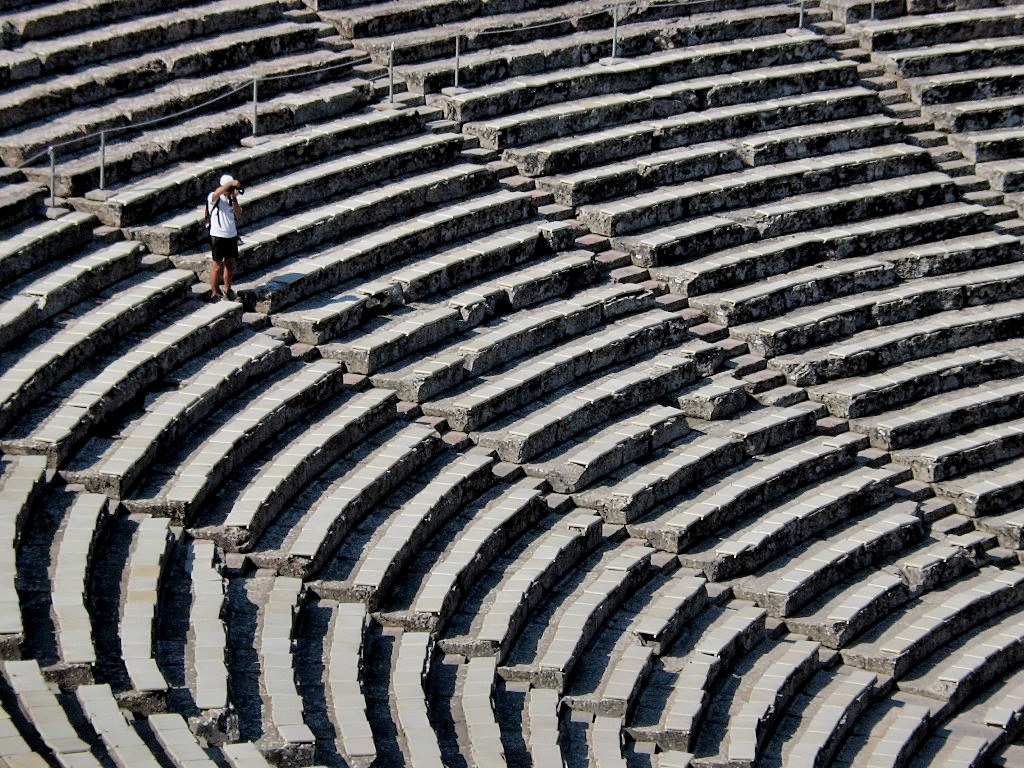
[208,192,237,238]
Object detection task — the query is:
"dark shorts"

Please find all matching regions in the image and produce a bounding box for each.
[211,235,238,263]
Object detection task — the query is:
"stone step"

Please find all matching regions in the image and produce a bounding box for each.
[628,174,964,272]
[319,447,496,608]
[88,107,427,228]
[184,539,228,716]
[736,261,1024,360]
[769,297,1024,387]
[629,431,868,553]
[0,455,48,655]
[808,339,1024,420]
[234,187,534,315]
[79,333,289,497]
[934,453,1024,517]
[76,683,163,768]
[685,461,909,585]
[323,603,376,768]
[147,713,220,768]
[842,567,1024,677]
[0,268,193,437]
[440,32,834,123]
[858,6,1024,53]
[856,698,935,767]
[460,656,506,767]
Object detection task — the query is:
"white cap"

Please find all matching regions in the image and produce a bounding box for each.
[220,173,234,186]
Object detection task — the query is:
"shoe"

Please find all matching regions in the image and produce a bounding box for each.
[209,292,220,302]
[225,289,236,301]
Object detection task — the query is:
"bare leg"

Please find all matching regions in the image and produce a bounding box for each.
[223,258,236,297]
[210,260,223,298]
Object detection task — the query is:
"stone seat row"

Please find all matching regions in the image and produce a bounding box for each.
[88,106,427,229]
[0,210,94,297]
[629,173,967,271]
[392,1,813,94]
[858,4,1024,53]
[25,72,374,199]
[503,85,881,179]
[0,180,46,229]
[0,0,198,47]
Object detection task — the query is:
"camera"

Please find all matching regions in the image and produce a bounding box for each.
[233,181,244,195]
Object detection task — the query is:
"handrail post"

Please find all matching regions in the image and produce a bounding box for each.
[48,145,56,208]
[799,0,805,28]
[388,43,395,103]
[454,35,460,88]
[99,130,106,191]
[612,2,619,58]
[252,77,259,137]
[870,0,876,19]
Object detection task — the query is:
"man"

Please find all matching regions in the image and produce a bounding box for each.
[208,173,242,300]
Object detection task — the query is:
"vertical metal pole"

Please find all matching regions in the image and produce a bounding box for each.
[388,43,395,103]
[48,146,56,208]
[799,0,805,28]
[252,78,258,137]
[870,0,876,19]
[454,35,460,89]
[99,130,106,191]
[612,3,619,58]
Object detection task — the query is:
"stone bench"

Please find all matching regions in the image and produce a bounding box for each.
[630,431,868,553]
[732,113,902,166]
[784,668,877,768]
[278,422,442,578]
[223,741,277,768]
[736,499,923,617]
[768,297,1024,387]
[140,136,472,259]
[842,567,1024,678]
[590,715,626,768]
[11,300,242,467]
[421,307,690,432]
[978,156,1024,193]
[462,656,506,766]
[527,686,564,768]
[412,478,545,628]
[474,511,603,659]
[726,639,819,765]
[233,187,534,314]
[905,66,1024,108]
[686,462,908,584]
[853,376,1024,451]
[637,190,974,276]
[675,372,748,419]
[0,211,93,290]
[332,445,495,609]
[526,403,687,493]
[392,631,444,767]
[84,333,288,497]
[0,269,192,437]
[656,603,766,750]
[934,453,1024,517]
[533,543,654,691]
[901,609,1024,714]
[689,257,895,328]
[929,93,1024,133]
[148,713,219,768]
[441,32,833,123]
[325,602,376,768]
[0,181,46,230]
[23,72,374,197]
[76,684,162,768]
[50,493,108,678]
[185,539,228,714]
[370,266,639,402]
[392,2,805,93]
[272,220,543,347]
[0,18,330,137]
[92,107,424,228]
[0,240,145,348]
[808,341,1024,419]
[859,6,1024,52]
[0,455,47,656]
[592,638,654,723]
[473,350,700,463]
[737,261,1024,360]
[323,249,599,374]
[217,388,399,550]
[880,35,1024,79]
[13,0,282,76]
[632,574,707,654]
[257,576,314,761]
[119,514,173,706]
[977,508,1024,549]
[144,358,346,523]
[0,675,51,767]
[579,143,932,237]
[860,701,933,768]
[950,126,1024,164]
[2,659,102,768]
[573,431,746,525]
[787,570,908,649]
